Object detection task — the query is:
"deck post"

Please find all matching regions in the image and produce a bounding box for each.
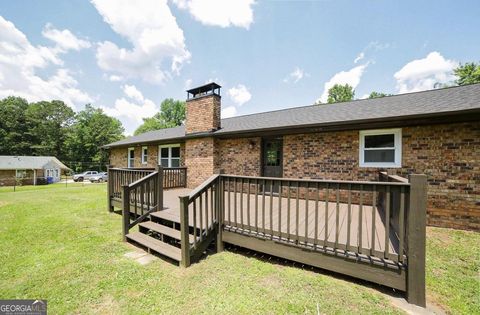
[107,165,113,212]
[179,195,191,267]
[121,185,131,241]
[156,165,164,210]
[406,174,427,307]
[216,175,224,252]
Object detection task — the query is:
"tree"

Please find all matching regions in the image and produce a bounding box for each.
[0,97,32,155]
[327,84,355,104]
[134,98,185,135]
[368,91,392,99]
[26,100,75,160]
[65,105,124,172]
[454,62,480,85]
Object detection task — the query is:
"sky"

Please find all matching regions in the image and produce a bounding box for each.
[0,0,479,135]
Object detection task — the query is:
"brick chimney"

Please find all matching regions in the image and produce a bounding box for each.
[185,82,221,134]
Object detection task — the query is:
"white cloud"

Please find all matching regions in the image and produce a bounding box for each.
[123,84,144,102]
[221,105,237,118]
[353,52,364,64]
[184,78,193,90]
[91,0,191,85]
[173,0,255,29]
[317,63,369,103]
[0,16,92,107]
[394,51,458,93]
[42,23,91,51]
[228,84,251,106]
[284,67,306,83]
[101,85,158,135]
[108,75,123,82]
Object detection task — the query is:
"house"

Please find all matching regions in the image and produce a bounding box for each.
[104,82,480,231]
[0,156,70,186]
[104,82,480,306]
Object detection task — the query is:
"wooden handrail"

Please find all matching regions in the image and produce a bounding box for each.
[128,171,158,189]
[221,174,410,186]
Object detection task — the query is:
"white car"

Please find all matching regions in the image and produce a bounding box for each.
[73,171,98,182]
[89,172,108,183]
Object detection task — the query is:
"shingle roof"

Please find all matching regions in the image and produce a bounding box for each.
[105,83,480,148]
[0,156,70,170]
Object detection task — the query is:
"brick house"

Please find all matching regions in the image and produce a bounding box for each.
[105,82,480,230]
[0,155,70,186]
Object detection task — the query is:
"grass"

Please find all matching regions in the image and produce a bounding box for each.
[0,184,477,314]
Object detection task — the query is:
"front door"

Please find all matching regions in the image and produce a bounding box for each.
[262,138,283,192]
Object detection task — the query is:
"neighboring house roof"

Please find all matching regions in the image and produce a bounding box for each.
[0,156,71,170]
[104,83,480,148]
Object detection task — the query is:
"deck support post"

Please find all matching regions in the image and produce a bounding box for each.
[156,165,164,211]
[107,165,113,212]
[216,176,224,253]
[121,185,131,241]
[406,174,427,307]
[179,195,191,267]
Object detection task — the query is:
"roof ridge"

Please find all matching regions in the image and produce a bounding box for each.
[220,83,480,121]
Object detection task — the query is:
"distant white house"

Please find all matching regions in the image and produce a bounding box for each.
[0,156,70,186]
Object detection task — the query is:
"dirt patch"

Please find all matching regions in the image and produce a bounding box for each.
[88,294,121,314]
[259,274,282,288]
[0,201,9,208]
[427,227,453,246]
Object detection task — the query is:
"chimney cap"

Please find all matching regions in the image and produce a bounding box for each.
[186,82,221,99]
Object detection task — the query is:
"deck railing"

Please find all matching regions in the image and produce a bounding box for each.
[108,166,187,212]
[163,167,187,189]
[179,174,221,267]
[188,173,427,307]
[121,168,163,240]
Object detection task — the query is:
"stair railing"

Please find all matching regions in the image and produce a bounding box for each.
[122,166,164,240]
[179,174,221,267]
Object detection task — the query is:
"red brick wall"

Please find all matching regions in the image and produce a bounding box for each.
[218,137,262,176]
[283,122,480,230]
[185,95,221,134]
[185,138,219,188]
[109,144,185,169]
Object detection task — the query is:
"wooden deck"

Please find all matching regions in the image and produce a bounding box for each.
[154,188,399,257]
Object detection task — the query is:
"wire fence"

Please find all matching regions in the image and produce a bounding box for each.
[0,175,108,192]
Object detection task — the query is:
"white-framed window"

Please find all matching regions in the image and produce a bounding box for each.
[55,169,59,178]
[128,147,135,168]
[16,169,27,178]
[141,146,148,164]
[159,144,181,168]
[359,128,402,168]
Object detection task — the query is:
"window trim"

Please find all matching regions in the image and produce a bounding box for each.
[141,146,148,164]
[359,128,402,168]
[128,147,135,168]
[16,169,27,178]
[158,144,181,168]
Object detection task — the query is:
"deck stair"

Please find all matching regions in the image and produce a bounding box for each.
[125,211,201,263]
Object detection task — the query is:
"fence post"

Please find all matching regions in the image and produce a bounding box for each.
[121,185,131,241]
[183,167,188,188]
[107,165,113,212]
[156,165,164,210]
[179,195,190,267]
[406,174,427,307]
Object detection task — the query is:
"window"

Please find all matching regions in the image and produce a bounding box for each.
[141,146,148,164]
[359,129,402,168]
[55,169,59,178]
[16,169,27,178]
[159,144,181,168]
[128,148,135,168]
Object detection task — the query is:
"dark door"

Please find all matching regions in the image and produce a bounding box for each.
[262,138,283,192]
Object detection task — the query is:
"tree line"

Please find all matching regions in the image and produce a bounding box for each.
[0,97,124,172]
[323,62,480,104]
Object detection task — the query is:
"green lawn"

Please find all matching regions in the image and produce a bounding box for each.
[0,184,477,314]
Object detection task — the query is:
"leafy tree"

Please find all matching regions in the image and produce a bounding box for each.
[65,105,124,172]
[368,91,393,99]
[26,100,75,160]
[454,62,480,85]
[0,97,32,155]
[327,84,355,104]
[134,98,185,135]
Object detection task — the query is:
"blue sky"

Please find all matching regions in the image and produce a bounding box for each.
[0,0,479,134]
